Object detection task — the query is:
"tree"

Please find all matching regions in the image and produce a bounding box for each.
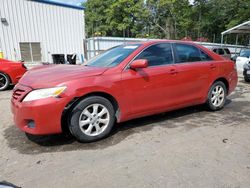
[83,0,112,37]
[106,0,149,37]
[84,0,149,38]
[83,0,250,45]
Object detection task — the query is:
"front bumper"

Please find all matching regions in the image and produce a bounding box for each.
[11,84,70,135]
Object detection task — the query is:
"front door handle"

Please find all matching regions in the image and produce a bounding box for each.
[210,64,216,69]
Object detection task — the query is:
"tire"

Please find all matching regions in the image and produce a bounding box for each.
[68,96,115,142]
[244,77,250,82]
[0,72,10,91]
[206,81,227,111]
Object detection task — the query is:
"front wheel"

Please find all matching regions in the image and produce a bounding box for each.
[68,96,115,142]
[206,81,227,111]
[0,72,10,91]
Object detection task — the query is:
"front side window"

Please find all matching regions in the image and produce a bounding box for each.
[87,44,141,67]
[175,43,212,63]
[135,43,173,66]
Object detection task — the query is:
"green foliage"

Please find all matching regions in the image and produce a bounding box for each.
[83,0,250,44]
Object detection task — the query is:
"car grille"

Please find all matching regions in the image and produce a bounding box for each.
[12,89,25,100]
[12,85,32,102]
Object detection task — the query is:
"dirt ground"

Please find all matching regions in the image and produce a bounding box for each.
[0,78,250,188]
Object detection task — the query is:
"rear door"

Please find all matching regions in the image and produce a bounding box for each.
[172,43,216,104]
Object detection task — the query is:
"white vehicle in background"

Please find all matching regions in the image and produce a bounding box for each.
[236,49,250,71]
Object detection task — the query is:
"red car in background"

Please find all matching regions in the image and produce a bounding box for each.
[0,58,27,91]
[11,40,238,142]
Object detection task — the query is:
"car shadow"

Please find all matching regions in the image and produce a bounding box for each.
[4,99,241,155]
[3,104,205,153]
[7,85,15,90]
[239,79,250,84]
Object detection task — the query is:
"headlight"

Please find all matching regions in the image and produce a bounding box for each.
[23,86,67,102]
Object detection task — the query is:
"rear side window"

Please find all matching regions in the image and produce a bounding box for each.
[135,43,173,66]
[200,50,213,61]
[175,43,212,63]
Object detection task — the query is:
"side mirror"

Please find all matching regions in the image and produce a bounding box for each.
[130,59,148,69]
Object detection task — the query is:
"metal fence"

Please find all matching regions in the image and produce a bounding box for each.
[84,37,247,60]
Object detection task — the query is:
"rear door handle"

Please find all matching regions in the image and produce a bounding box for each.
[170,69,178,75]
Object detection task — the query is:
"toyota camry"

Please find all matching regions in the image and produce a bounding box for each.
[11,41,238,142]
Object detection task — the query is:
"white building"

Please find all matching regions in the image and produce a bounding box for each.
[0,0,85,65]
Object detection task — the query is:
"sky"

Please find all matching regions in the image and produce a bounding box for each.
[50,0,85,6]
[51,0,194,6]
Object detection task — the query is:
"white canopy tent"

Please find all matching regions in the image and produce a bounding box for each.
[221,20,250,72]
[221,20,250,45]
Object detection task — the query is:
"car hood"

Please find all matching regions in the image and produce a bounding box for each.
[19,64,108,88]
[236,56,249,64]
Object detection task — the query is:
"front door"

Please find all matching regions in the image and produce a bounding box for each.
[121,43,179,117]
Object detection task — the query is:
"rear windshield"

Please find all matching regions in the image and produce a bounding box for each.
[240,49,250,58]
[86,44,141,67]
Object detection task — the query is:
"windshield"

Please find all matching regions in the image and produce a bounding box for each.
[240,49,250,58]
[86,44,141,67]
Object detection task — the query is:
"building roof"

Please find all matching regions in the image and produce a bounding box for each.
[33,0,85,10]
[221,20,250,35]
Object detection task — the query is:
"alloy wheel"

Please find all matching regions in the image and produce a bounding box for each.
[211,85,225,107]
[0,73,8,90]
[78,103,110,136]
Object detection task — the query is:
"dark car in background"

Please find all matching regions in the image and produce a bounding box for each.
[208,47,231,59]
[243,59,250,82]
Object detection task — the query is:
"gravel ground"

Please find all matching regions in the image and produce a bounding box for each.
[0,78,250,188]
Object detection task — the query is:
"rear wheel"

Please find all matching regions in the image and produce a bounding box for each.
[68,96,115,142]
[0,72,10,91]
[206,81,227,111]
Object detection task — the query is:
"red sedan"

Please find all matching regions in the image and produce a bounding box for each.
[0,58,27,91]
[11,41,238,142]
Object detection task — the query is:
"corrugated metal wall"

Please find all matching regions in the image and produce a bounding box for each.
[0,0,85,65]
